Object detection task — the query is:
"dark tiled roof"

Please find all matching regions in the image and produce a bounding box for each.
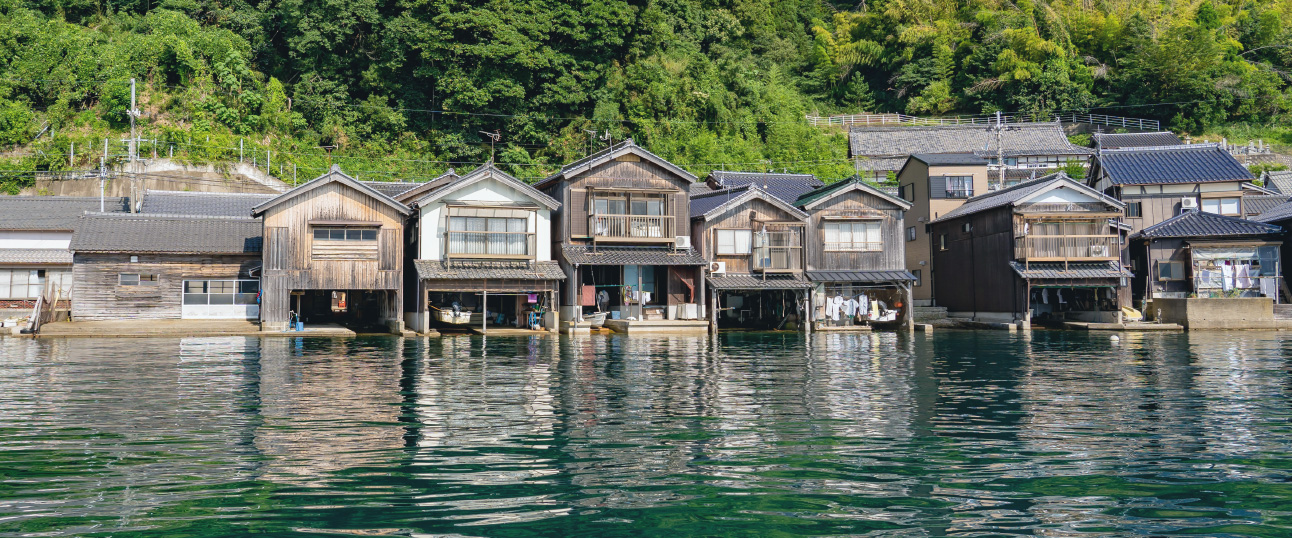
[689,185,809,221]
[849,122,1092,159]
[1095,144,1253,185]
[72,213,263,254]
[1251,200,1292,223]
[707,171,824,205]
[911,153,989,166]
[795,176,912,210]
[1093,131,1183,149]
[807,270,916,283]
[707,273,813,290]
[361,181,423,198]
[140,190,274,217]
[561,245,706,266]
[1009,261,1132,280]
[1261,170,1292,195]
[1135,210,1282,238]
[414,260,565,280]
[0,249,72,265]
[1244,195,1291,217]
[1005,167,1059,181]
[931,172,1122,223]
[0,196,129,230]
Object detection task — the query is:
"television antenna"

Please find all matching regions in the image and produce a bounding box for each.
[479,130,501,162]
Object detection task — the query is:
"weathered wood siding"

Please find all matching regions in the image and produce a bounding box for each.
[548,158,692,243]
[72,253,257,321]
[929,206,1023,315]
[259,181,406,324]
[805,189,906,272]
[693,197,805,275]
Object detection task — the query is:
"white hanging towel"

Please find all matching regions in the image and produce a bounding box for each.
[1236,265,1252,288]
[1261,276,1278,298]
[1057,289,1066,304]
[1041,289,1049,304]
[1221,264,1234,291]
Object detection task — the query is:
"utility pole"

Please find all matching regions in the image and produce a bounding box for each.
[99,157,106,212]
[240,138,243,162]
[129,78,138,213]
[994,111,1005,188]
[584,129,597,156]
[69,142,74,167]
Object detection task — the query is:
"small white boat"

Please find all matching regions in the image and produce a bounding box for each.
[430,305,472,325]
[585,311,608,329]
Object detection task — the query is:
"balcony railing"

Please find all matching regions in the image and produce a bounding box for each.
[446,231,536,260]
[753,246,803,272]
[824,241,883,252]
[1016,235,1119,260]
[590,214,675,243]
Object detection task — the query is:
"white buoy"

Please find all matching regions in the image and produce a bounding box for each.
[1110,335,1120,343]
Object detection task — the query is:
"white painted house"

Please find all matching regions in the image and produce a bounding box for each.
[397,164,565,333]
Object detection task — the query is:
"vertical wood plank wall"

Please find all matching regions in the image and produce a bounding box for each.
[804,189,907,272]
[694,197,805,275]
[72,253,258,321]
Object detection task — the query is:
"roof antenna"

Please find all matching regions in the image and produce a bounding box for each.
[584,129,597,156]
[600,130,613,148]
[479,130,501,162]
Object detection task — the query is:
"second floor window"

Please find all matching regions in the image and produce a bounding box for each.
[824,221,881,252]
[448,217,529,257]
[945,176,973,198]
[312,226,380,260]
[1201,197,1240,216]
[715,229,752,255]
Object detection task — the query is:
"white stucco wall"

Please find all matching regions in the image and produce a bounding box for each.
[416,177,553,262]
[1031,185,1103,204]
[0,231,72,250]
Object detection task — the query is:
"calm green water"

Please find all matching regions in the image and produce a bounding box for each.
[1,331,1291,537]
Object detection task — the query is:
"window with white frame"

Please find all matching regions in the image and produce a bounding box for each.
[824,221,881,251]
[716,229,752,255]
[183,280,258,305]
[447,216,530,257]
[0,269,66,299]
[1201,197,1240,216]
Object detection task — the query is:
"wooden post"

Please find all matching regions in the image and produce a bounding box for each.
[710,288,719,332]
[905,282,915,330]
[637,266,643,321]
[481,289,487,334]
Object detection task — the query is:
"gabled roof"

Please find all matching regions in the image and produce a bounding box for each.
[534,139,697,189]
[1135,210,1282,239]
[251,165,411,216]
[707,170,824,205]
[1252,200,1292,223]
[1243,195,1291,217]
[911,153,989,166]
[849,121,1092,159]
[71,213,263,254]
[690,185,809,221]
[1094,144,1253,185]
[0,195,129,230]
[361,181,424,199]
[140,190,274,217]
[405,164,558,210]
[393,169,459,204]
[1092,131,1183,150]
[794,176,913,211]
[1261,170,1292,195]
[932,172,1123,223]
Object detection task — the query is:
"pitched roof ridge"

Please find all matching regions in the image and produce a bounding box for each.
[82,211,259,222]
[1103,143,1219,153]
[690,184,752,199]
[144,189,274,197]
[850,121,1063,133]
[0,195,126,201]
[1140,209,1282,235]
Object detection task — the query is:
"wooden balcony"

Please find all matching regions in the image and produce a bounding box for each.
[590,214,675,243]
[445,231,536,260]
[1015,235,1119,261]
[752,246,803,272]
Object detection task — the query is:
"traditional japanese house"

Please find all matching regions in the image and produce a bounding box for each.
[70,213,262,321]
[398,164,564,333]
[848,121,1092,183]
[893,154,992,305]
[252,166,410,333]
[0,196,128,313]
[1132,211,1282,302]
[690,184,812,330]
[535,139,707,329]
[928,173,1131,325]
[793,176,916,329]
[1092,131,1183,150]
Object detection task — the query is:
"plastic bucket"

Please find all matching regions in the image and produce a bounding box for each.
[295,321,304,332]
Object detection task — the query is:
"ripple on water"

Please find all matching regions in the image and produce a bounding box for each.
[0,330,1290,537]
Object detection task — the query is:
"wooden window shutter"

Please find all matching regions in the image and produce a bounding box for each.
[569,189,588,237]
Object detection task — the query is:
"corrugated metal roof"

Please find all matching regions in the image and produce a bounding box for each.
[0,249,73,265]
[560,245,706,266]
[1095,144,1253,185]
[1135,210,1282,238]
[71,213,263,254]
[414,260,565,280]
[707,273,813,290]
[1093,131,1183,149]
[0,196,129,230]
[849,122,1092,159]
[1009,261,1131,279]
[140,190,274,217]
[807,270,915,283]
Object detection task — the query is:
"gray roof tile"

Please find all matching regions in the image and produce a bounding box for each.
[1252,199,1292,223]
[0,249,73,265]
[0,196,129,230]
[1009,261,1132,279]
[1093,131,1183,149]
[806,270,915,282]
[1261,170,1292,195]
[795,176,911,210]
[912,153,989,166]
[1135,210,1282,238]
[1096,144,1253,185]
[708,171,824,205]
[708,273,812,290]
[1244,195,1291,217]
[931,172,1122,223]
[361,181,424,198]
[561,245,706,266]
[849,122,1092,159]
[140,190,274,217]
[414,260,565,280]
[72,213,263,254]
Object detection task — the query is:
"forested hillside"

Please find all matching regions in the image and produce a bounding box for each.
[1,0,1290,190]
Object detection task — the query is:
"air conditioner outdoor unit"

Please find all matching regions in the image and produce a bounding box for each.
[1180,197,1199,212]
[1089,245,1109,257]
[709,261,726,275]
[673,236,692,250]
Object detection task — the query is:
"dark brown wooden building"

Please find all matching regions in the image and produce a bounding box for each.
[252,166,410,332]
[535,139,706,325]
[1132,210,1282,302]
[928,173,1130,325]
[793,176,916,328]
[70,213,262,321]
